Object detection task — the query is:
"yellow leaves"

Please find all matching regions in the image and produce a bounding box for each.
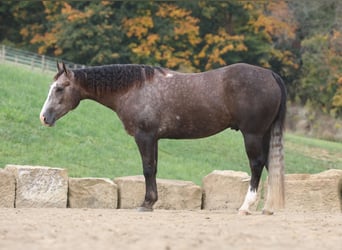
[20,28,29,38]
[125,2,252,71]
[156,3,190,19]
[236,43,248,51]
[147,34,159,46]
[130,34,160,57]
[20,23,42,39]
[332,77,342,107]
[124,4,201,70]
[42,1,64,16]
[243,2,254,11]
[174,15,200,46]
[338,77,342,85]
[54,47,63,56]
[271,48,299,70]
[330,30,342,55]
[252,15,295,42]
[62,3,94,22]
[250,0,296,42]
[62,2,72,14]
[101,1,111,6]
[28,19,62,56]
[123,16,154,39]
[198,28,247,70]
[30,32,58,55]
[156,4,200,46]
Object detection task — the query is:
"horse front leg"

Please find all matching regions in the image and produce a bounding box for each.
[135,130,158,212]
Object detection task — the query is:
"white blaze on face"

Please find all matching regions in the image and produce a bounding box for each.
[40,81,57,124]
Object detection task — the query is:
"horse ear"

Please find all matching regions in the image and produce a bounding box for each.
[57,61,63,72]
[62,62,68,75]
[57,61,71,77]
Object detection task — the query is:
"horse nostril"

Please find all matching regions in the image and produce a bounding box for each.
[40,114,48,125]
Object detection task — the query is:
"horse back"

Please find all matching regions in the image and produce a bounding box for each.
[116,63,283,139]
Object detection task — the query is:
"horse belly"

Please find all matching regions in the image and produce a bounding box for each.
[158,107,231,139]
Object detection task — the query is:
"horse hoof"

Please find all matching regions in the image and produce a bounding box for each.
[137,207,154,212]
[262,209,274,215]
[238,210,251,215]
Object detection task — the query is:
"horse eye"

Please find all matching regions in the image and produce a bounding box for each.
[56,86,64,92]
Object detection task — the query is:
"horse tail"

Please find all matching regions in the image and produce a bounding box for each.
[338,178,342,212]
[265,72,287,211]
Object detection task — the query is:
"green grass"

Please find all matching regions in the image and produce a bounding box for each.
[0,63,341,185]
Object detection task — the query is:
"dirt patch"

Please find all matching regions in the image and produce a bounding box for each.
[0,209,341,250]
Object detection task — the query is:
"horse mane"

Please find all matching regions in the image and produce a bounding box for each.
[69,64,163,94]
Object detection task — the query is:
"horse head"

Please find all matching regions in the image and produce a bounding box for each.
[40,62,81,126]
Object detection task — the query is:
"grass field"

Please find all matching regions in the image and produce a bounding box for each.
[0,63,341,185]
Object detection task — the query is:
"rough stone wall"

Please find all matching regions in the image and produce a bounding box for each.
[280,169,342,212]
[114,175,202,210]
[68,178,118,209]
[1,165,341,212]
[202,170,260,211]
[0,169,16,208]
[5,165,68,208]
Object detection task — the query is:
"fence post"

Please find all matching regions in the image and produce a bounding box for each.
[31,57,34,71]
[42,55,45,72]
[0,45,5,62]
[0,44,82,71]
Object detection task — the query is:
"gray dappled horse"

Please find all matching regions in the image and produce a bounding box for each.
[40,62,286,215]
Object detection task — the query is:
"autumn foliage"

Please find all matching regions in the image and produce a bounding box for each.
[0,0,341,116]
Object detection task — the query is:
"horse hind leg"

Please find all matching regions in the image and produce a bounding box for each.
[339,178,342,212]
[239,133,269,215]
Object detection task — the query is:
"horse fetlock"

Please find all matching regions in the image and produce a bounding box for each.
[137,206,154,212]
[146,189,158,201]
[238,209,252,216]
[262,209,274,215]
[139,199,156,212]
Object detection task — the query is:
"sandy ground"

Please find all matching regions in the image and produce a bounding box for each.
[0,209,341,250]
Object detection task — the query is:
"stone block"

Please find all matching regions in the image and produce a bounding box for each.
[5,164,68,208]
[281,169,342,212]
[114,176,202,210]
[0,169,16,208]
[202,170,259,211]
[68,178,118,209]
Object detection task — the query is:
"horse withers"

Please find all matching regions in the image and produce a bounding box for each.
[40,62,286,215]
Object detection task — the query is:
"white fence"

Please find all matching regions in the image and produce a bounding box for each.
[0,45,85,72]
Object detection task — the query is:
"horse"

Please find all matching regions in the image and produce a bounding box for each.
[40,62,286,215]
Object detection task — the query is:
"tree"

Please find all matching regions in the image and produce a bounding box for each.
[190,1,249,70]
[290,0,342,116]
[189,1,299,74]
[2,0,341,116]
[24,1,129,65]
[0,1,45,49]
[123,3,201,71]
[247,1,299,77]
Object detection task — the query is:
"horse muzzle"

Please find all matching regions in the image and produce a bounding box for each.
[40,113,55,127]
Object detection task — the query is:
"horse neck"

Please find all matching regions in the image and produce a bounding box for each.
[69,80,111,113]
[82,86,124,112]
[73,64,153,112]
